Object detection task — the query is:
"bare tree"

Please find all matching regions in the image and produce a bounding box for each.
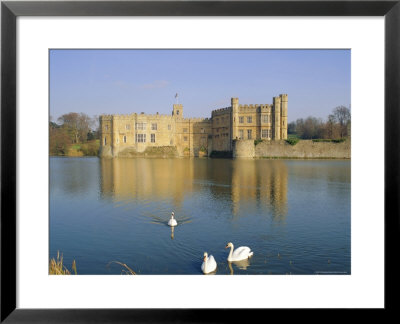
[333,106,351,138]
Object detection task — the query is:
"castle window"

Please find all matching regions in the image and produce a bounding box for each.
[263,115,269,123]
[170,139,173,145]
[168,124,171,130]
[136,134,146,143]
[262,129,268,138]
[268,129,272,138]
[177,110,180,115]
[123,135,127,143]
[216,118,219,125]
[135,123,146,130]
[239,130,244,139]
[221,117,224,123]
[104,137,107,145]
[125,124,131,130]
[247,130,252,139]
[105,125,109,131]
[239,116,244,124]
[151,134,156,143]
[183,128,188,133]
[151,123,157,130]
[183,136,188,142]
[247,116,252,123]
[201,128,205,133]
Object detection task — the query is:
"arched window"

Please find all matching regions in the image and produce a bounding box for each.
[104,137,107,145]
[123,136,127,143]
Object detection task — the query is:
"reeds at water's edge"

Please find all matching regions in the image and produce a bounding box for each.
[49,251,136,275]
[49,251,77,275]
[107,261,137,275]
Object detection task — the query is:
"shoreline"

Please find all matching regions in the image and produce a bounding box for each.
[50,154,350,160]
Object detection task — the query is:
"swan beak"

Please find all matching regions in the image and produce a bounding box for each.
[225,245,228,249]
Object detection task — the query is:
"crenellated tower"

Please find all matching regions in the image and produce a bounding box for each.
[172,104,183,118]
[280,94,288,140]
[273,96,281,140]
[231,97,239,140]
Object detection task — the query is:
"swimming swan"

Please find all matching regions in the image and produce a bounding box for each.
[225,242,253,262]
[201,252,217,274]
[168,212,177,227]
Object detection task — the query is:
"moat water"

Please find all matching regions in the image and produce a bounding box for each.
[49,157,351,275]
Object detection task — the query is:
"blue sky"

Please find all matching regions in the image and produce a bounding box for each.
[50,49,350,123]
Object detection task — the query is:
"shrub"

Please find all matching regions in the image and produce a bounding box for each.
[285,138,299,146]
[312,138,346,143]
[332,138,346,143]
[199,146,207,152]
[79,140,100,156]
[254,139,263,146]
[210,151,233,158]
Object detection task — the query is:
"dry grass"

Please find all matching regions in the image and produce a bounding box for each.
[49,251,77,275]
[108,261,136,275]
[49,252,136,275]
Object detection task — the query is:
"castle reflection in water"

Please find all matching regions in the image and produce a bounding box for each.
[100,158,288,221]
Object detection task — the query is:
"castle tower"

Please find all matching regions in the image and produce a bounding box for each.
[231,97,239,140]
[280,94,288,140]
[172,104,183,118]
[273,96,281,140]
[112,115,119,156]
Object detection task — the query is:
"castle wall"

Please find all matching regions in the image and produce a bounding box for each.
[175,118,212,156]
[233,104,274,142]
[211,107,232,152]
[233,139,351,159]
[232,139,255,158]
[100,113,176,157]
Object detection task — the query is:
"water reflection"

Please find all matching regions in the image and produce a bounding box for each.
[100,158,288,221]
[100,158,196,206]
[231,160,288,220]
[228,258,251,274]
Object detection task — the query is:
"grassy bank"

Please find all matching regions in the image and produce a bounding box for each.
[50,139,100,157]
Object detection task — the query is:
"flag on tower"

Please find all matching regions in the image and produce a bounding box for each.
[175,93,178,98]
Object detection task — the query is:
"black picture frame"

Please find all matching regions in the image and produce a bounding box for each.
[1,0,399,322]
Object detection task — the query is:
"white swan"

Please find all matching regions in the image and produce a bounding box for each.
[168,212,177,227]
[201,252,217,274]
[225,242,253,262]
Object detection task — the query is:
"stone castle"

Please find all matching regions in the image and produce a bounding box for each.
[99,94,288,158]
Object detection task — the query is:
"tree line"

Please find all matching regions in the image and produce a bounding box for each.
[288,105,351,140]
[50,112,100,156]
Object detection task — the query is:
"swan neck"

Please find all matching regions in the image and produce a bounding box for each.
[228,245,234,260]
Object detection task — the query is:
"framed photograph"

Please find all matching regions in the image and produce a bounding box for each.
[1,0,399,322]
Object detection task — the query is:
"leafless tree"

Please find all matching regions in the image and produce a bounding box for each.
[333,106,351,138]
